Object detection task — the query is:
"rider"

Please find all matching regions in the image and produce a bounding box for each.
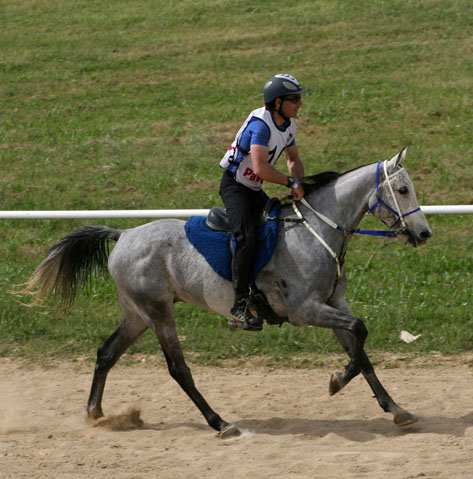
[219,73,307,331]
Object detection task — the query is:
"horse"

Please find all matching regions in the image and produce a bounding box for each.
[21,148,432,438]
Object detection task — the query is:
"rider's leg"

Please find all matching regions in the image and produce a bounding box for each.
[219,171,267,331]
[230,227,262,330]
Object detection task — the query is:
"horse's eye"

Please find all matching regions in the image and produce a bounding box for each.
[399,186,409,195]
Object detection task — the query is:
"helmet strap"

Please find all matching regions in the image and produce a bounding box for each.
[275,98,290,122]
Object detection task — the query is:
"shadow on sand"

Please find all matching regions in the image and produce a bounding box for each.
[108,410,473,442]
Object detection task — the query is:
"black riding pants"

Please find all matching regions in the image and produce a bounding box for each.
[219,170,269,299]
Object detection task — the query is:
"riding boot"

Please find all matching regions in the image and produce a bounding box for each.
[229,297,263,331]
[228,221,263,331]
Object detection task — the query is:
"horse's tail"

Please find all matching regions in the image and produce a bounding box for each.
[17,225,122,308]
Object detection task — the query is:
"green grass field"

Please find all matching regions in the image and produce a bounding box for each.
[1,0,472,364]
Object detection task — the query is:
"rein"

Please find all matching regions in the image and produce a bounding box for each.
[292,202,343,278]
[290,160,421,278]
[298,197,397,238]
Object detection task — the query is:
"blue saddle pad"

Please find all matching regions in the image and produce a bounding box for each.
[184,205,281,282]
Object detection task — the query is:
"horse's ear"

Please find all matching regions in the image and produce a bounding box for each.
[398,147,408,165]
[387,147,408,172]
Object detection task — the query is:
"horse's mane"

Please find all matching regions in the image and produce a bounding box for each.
[301,171,341,194]
[301,164,370,194]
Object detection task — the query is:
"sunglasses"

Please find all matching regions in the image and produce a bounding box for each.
[284,95,302,104]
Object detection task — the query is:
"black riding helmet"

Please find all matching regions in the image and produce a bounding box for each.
[263,73,308,105]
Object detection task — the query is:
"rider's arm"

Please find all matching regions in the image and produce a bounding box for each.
[285,145,305,200]
[251,144,289,186]
[251,144,304,200]
[285,144,304,179]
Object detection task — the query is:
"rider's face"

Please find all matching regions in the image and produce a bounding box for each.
[276,95,303,121]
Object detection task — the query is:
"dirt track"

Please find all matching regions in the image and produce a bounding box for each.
[1,354,473,479]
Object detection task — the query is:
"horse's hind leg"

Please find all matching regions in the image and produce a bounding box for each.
[148,301,239,438]
[86,313,147,421]
[332,328,418,426]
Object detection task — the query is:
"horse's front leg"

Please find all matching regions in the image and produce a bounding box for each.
[293,301,368,391]
[331,300,418,426]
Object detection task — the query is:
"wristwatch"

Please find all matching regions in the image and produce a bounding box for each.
[286,176,300,189]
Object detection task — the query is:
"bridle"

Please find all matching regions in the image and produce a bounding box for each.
[368,161,421,229]
[291,160,422,278]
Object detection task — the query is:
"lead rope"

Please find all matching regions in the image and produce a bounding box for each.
[292,202,343,278]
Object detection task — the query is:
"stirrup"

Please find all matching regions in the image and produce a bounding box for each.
[227,317,263,331]
[228,302,263,331]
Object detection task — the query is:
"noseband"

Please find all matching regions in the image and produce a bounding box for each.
[368,161,421,229]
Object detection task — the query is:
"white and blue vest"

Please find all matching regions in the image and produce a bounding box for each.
[220,107,297,191]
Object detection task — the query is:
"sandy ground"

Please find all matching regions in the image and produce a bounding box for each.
[1,354,473,479]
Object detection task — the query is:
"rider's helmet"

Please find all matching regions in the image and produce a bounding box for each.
[263,73,308,105]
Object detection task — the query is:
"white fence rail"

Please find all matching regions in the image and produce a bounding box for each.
[0,209,211,219]
[0,205,472,219]
[420,205,473,214]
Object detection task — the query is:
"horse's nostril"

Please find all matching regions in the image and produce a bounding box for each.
[421,230,433,239]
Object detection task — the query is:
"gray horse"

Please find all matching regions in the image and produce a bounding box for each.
[23,148,432,438]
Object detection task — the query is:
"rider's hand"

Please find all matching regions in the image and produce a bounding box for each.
[292,183,304,201]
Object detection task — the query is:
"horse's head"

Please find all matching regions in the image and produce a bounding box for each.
[368,148,433,247]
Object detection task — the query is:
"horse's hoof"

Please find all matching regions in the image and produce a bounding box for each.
[394,410,419,427]
[219,423,241,439]
[85,413,99,424]
[329,372,344,396]
[85,409,104,424]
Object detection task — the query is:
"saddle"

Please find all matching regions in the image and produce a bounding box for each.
[205,197,281,232]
